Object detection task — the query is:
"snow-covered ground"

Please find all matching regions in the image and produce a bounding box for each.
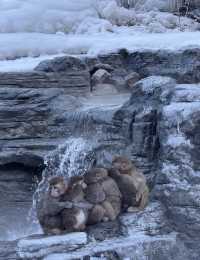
[0,0,199,72]
[0,31,200,72]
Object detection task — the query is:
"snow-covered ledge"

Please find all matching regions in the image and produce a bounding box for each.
[17,232,87,259]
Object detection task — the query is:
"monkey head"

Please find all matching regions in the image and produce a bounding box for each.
[112,156,134,174]
[48,176,68,198]
[84,168,108,184]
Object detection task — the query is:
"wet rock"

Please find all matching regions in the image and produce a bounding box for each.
[120,202,170,236]
[90,63,114,76]
[92,84,118,95]
[125,72,140,88]
[35,56,87,73]
[87,220,121,242]
[17,232,87,259]
[91,69,112,86]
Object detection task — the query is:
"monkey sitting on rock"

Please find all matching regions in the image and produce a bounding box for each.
[84,167,122,224]
[109,156,149,213]
[61,176,92,232]
[37,176,92,235]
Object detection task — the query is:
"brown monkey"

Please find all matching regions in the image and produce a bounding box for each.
[61,176,92,232]
[37,176,73,235]
[84,168,122,224]
[109,156,149,212]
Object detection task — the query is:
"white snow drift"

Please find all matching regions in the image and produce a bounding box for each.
[0,0,199,34]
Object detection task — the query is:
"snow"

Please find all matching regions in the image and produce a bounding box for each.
[166,134,193,148]
[136,76,175,94]
[1,31,200,72]
[17,232,87,259]
[44,232,178,260]
[0,0,199,72]
[163,102,200,121]
[172,84,200,102]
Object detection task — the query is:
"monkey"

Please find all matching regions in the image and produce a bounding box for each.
[84,167,122,224]
[37,176,92,235]
[36,176,73,235]
[61,175,92,232]
[109,156,149,213]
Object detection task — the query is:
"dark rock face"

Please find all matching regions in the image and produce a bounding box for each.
[84,49,200,84]
[0,56,91,240]
[0,164,41,241]
[115,76,200,255]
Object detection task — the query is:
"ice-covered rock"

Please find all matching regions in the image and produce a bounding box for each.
[125,71,140,89]
[91,68,112,86]
[17,233,87,259]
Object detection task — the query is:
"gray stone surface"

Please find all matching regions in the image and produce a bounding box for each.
[84,48,200,84]
[17,233,87,259]
[1,51,200,258]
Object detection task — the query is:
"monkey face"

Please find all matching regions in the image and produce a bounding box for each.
[50,183,68,198]
[112,156,132,173]
[84,168,108,184]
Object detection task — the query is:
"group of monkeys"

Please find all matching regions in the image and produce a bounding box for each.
[37,156,149,235]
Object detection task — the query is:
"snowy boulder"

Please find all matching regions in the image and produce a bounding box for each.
[35,56,87,73]
[90,63,114,75]
[125,72,141,89]
[91,69,112,86]
[17,233,87,259]
[120,202,168,236]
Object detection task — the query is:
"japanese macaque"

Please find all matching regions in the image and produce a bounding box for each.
[37,176,91,235]
[61,176,92,232]
[109,156,149,213]
[84,168,122,224]
[37,176,73,235]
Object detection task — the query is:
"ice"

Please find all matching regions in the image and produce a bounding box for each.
[166,134,193,148]
[1,31,200,71]
[17,232,87,259]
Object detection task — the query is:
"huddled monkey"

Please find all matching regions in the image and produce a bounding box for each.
[37,176,92,235]
[61,176,92,232]
[37,176,73,235]
[109,156,149,213]
[84,167,122,224]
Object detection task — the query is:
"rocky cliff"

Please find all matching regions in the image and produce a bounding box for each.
[0,50,200,259]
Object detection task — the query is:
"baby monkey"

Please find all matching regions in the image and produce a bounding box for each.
[109,156,149,213]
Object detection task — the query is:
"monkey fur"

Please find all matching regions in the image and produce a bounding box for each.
[61,176,92,232]
[110,156,149,212]
[37,176,91,234]
[84,167,122,224]
[37,176,73,235]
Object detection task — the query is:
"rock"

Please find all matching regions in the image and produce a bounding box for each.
[0,240,18,260]
[90,63,114,75]
[44,233,190,260]
[17,232,87,259]
[91,69,112,86]
[125,72,140,88]
[120,202,170,236]
[35,56,87,73]
[92,84,118,95]
[154,83,200,241]
[0,164,42,241]
[87,220,121,242]
[85,48,200,84]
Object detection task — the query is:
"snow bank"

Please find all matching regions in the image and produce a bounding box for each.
[1,31,200,62]
[0,0,198,34]
[0,0,98,33]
